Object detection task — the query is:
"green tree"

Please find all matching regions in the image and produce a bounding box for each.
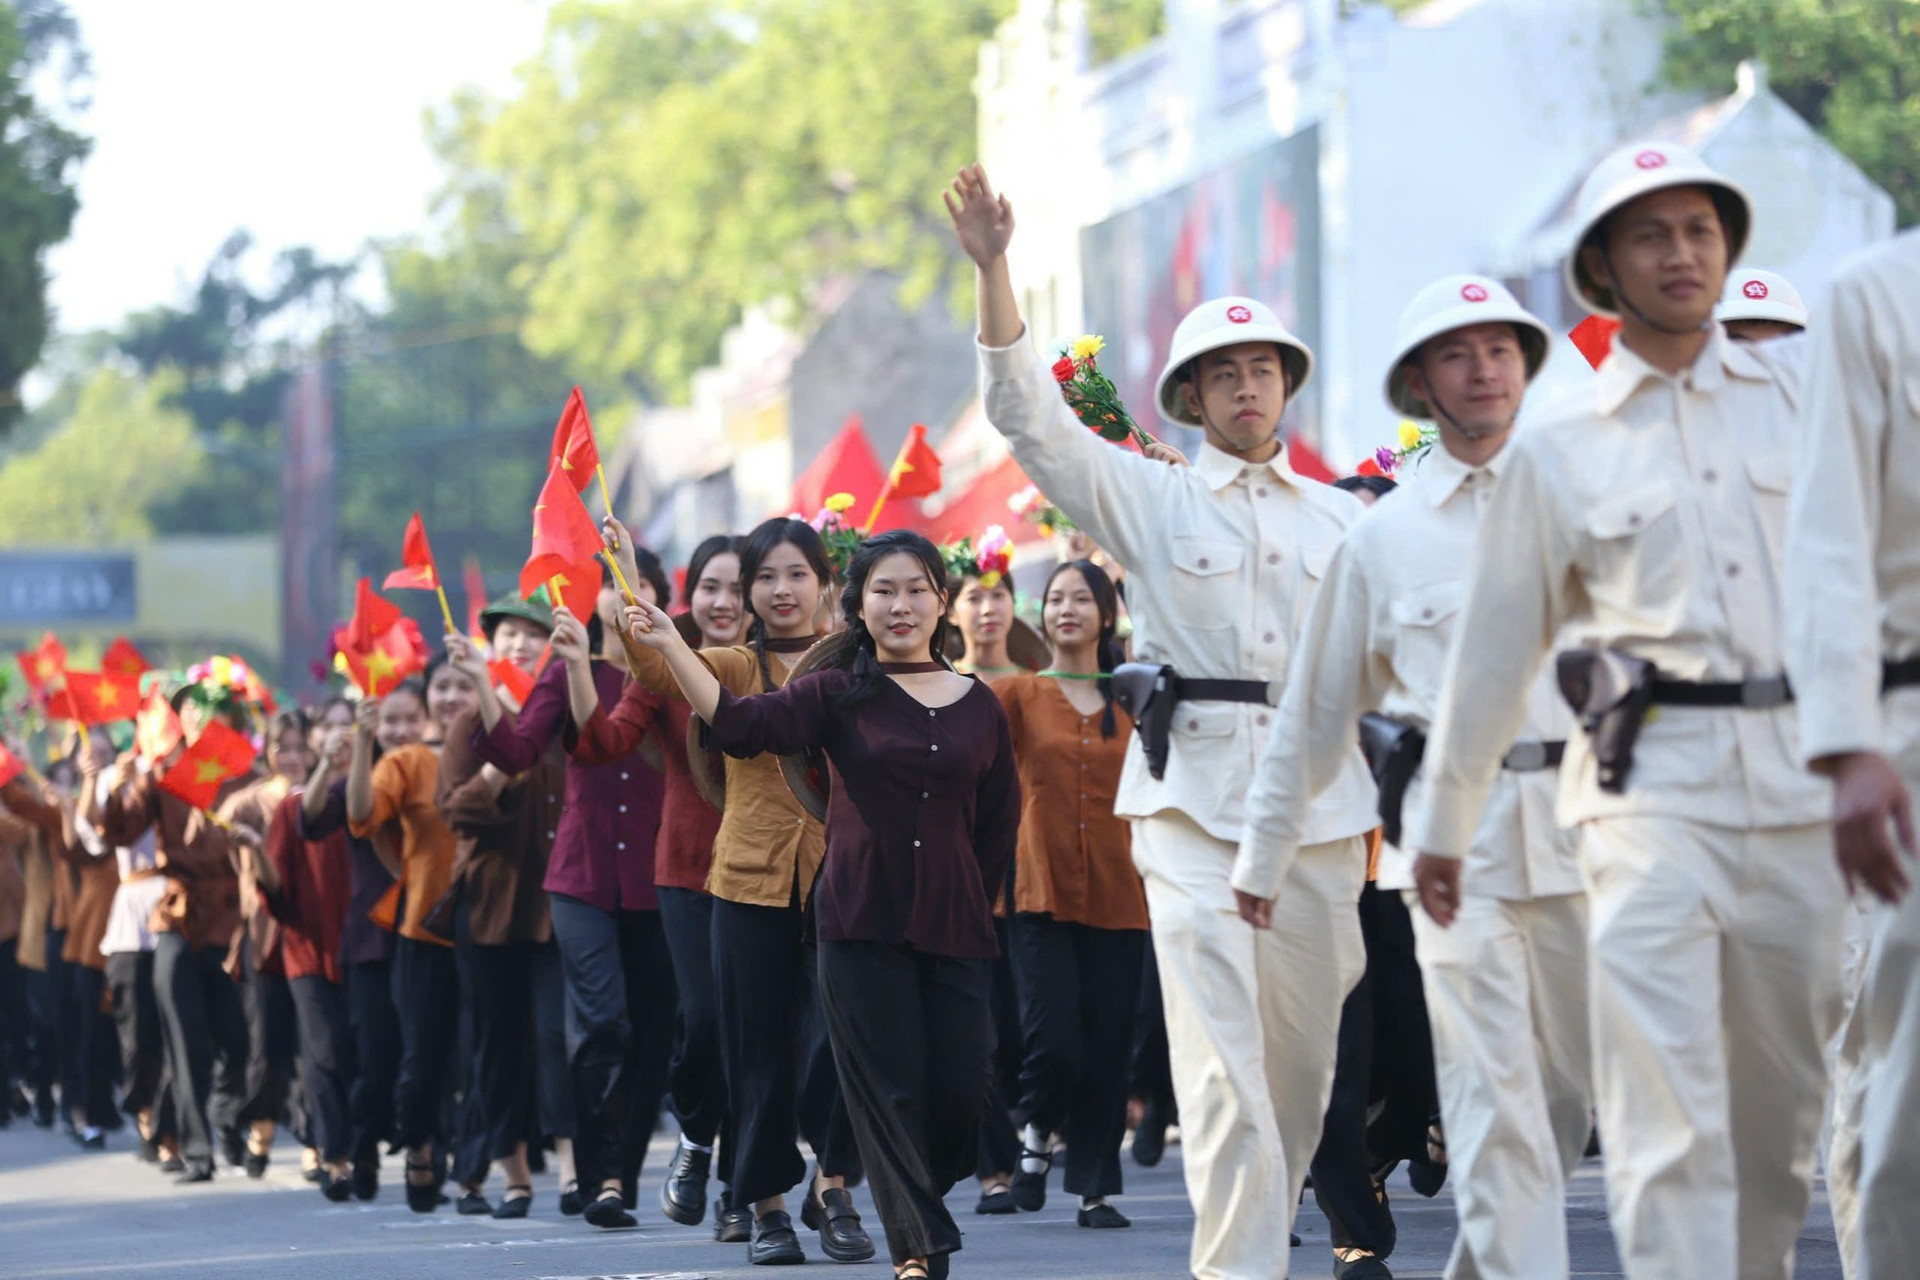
[1660,0,1919,225]
[0,0,89,430]
[0,367,205,545]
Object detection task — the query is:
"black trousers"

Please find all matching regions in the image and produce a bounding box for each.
[819,940,991,1267]
[1129,936,1176,1113]
[975,920,1021,1181]
[657,886,726,1155]
[549,893,674,1196]
[389,935,459,1151]
[451,900,564,1186]
[1358,885,1438,1167]
[1311,958,1397,1255]
[0,939,22,1107]
[710,895,861,1206]
[105,950,172,1131]
[288,975,353,1162]
[1007,915,1144,1198]
[27,930,71,1117]
[152,932,248,1165]
[67,964,121,1129]
[344,958,401,1165]
[237,938,299,1134]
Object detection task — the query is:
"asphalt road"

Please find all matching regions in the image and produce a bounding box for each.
[0,1120,1844,1278]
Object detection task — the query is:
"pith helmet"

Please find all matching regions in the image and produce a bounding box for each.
[1716,267,1808,329]
[1153,296,1314,429]
[1565,141,1753,317]
[1383,276,1552,418]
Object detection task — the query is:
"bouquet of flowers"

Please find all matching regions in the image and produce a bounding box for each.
[183,654,277,718]
[808,492,865,577]
[942,527,1014,590]
[1053,335,1154,449]
[1358,419,1439,478]
[1008,483,1076,538]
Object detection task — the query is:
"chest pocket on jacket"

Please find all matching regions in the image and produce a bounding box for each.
[1583,478,1683,609]
[1168,535,1243,627]
[1389,580,1463,699]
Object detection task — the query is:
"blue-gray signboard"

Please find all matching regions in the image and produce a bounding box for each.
[0,553,138,624]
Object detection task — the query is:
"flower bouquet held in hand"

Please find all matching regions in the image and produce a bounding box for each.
[808,492,865,577]
[1053,335,1154,449]
[1008,483,1076,538]
[1358,419,1439,479]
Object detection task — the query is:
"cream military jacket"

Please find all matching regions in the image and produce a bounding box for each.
[1234,442,1580,901]
[1408,324,1831,857]
[978,335,1377,847]
[1786,230,1920,765]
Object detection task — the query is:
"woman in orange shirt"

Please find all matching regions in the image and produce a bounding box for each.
[345,656,479,1212]
[993,560,1148,1228]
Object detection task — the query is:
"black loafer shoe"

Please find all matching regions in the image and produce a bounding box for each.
[1333,1253,1394,1279]
[749,1209,806,1265]
[1131,1101,1169,1167]
[456,1189,493,1215]
[801,1185,875,1262]
[175,1159,216,1184]
[975,1188,1016,1215]
[660,1142,712,1225]
[1076,1202,1131,1229]
[584,1190,638,1229]
[351,1161,379,1201]
[715,1198,753,1243]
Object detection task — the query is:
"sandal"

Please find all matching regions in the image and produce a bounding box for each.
[492,1183,533,1219]
[1009,1144,1051,1212]
[896,1265,931,1280]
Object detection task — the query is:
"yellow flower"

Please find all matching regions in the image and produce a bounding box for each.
[210,654,234,687]
[1037,523,1054,539]
[824,492,856,513]
[1071,335,1106,361]
[979,570,1003,590]
[1397,420,1423,451]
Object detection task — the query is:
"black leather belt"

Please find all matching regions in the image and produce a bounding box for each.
[1651,674,1793,709]
[1884,658,1920,692]
[1177,677,1277,706]
[1501,740,1566,772]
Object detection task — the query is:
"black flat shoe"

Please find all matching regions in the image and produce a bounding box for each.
[749,1209,805,1265]
[584,1189,638,1229]
[1131,1100,1170,1167]
[351,1161,379,1201]
[319,1168,353,1202]
[136,1136,160,1163]
[158,1154,186,1174]
[218,1127,247,1168]
[558,1179,583,1216]
[175,1159,215,1184]
[975,1187,1016,1215]
[1010,1145,1051,1212]
[801,1185,875,1262]
[79,1128,106,1150]
[493,1185,533,1219]
[660,1141,712,1225]
[715,1197,753,1243]
[1333,1252,1394,1279]
[405,1159,441,1214]
[1077,1202,1131,1229]
[456,1189,493,1215]
[246,1151,270,1179]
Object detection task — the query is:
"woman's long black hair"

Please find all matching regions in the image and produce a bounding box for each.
[810,530,955,707]
[683,533,746,607]
[1041,559,1123,738]
[739,517,834,692]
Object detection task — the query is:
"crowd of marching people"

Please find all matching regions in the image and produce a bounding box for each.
[4,139,1920,1280]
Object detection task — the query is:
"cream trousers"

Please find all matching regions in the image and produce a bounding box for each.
[1133,812,1367,1280]
[1412,890,1591,1279]
[1856,878,1920,1277]
[1580,817,1846,1279]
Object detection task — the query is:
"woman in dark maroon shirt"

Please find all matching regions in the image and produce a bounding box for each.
[625,529,1021,1280]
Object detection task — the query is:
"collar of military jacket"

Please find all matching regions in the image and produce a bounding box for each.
[1410,434,1509,508]
[1193,439,1310,493]
[1594,321,1774,417]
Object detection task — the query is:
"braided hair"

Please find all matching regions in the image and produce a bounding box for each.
[737,517,833,692]
[809,530,956,708]
[1041,559,1123,738]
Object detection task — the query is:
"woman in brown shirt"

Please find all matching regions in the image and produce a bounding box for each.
[60,729,133,1149]
[994,560,1148,1228]
[346,657,477,1211]
[437,592,567,1219]
[604,515,870,1265]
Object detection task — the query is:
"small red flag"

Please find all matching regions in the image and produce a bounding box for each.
[57,670,142,726]
[345,578,404,652]
[136,686,184,762]
[101,637,149,679]
[1569,315,1621,371]
[548,387,601,494]
[0,742,26,790]
[885,423,943,500]
[381,511,441,592]
[521,465,607,617]
[157,721,258,810]
[15,632,67,696]
[489,658,537,707]
[333,617,428,700]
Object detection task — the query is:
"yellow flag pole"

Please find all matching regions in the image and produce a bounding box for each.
[433,583,458,635]
[595,464,616,518]
[601,551,638,607]
[863,472,899,534]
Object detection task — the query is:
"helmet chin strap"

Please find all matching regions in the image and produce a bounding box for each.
[1424,385,1500,443]
[1198,399,1279,455]
[1600,247,1711,338]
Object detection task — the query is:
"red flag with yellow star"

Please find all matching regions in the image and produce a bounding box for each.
[14,632,67,697]
[334,577,427,697]
[520,465,605,618]
[381,512,441,592]
[102,637,149,679]
[344,578,403,652]
[135,686,184,762]
[157,720,258,810]
[55,670,142,726]
[548,387,600,495]
[489,657,537,707]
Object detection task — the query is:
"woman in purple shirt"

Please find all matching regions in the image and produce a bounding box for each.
[469,553,674,1229]
[624,530,1021,1280]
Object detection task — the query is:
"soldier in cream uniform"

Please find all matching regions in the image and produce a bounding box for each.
[1237,276,1589,1280]
[1783,228,1920,1279]
[1407,142,1846,1278]
[947,165,1377,1280]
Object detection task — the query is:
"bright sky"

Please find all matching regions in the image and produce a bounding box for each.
[44,0,553,335]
